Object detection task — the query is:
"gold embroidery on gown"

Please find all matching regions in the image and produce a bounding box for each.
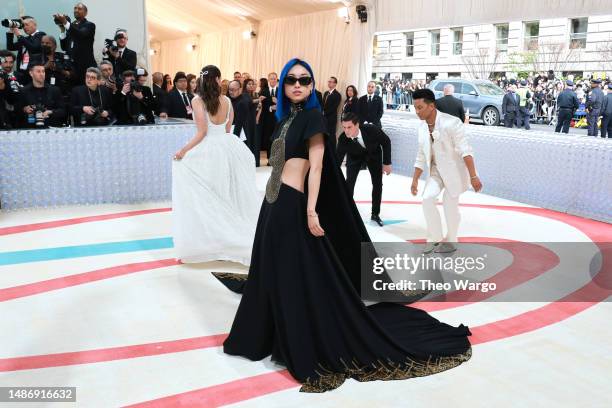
[265,105,302,204]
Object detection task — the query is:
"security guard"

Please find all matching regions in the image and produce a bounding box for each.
[586,78,604,136]
[555,80,580,134]
[600,83,612,138]
[515,79,531,130]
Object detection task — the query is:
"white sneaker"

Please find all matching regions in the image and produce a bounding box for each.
[435,242,457,253]
[423,242,439,254]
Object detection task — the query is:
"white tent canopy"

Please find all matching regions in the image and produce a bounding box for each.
[148,0,374,93]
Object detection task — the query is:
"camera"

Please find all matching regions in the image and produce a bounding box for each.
[133,113,147,125]
[53,14,71,26]
[130,80,143,93]
[0,71,21,93]
[80,106,102,125]
[104,38,119,53]
[1,19,23,29]
[27,104,46,127]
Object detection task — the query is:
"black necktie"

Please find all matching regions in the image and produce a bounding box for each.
[271,88,275,97]
[182,92,189,107]
[368,96,372,103]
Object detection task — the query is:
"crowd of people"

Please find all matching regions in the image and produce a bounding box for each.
[0,2,169,130]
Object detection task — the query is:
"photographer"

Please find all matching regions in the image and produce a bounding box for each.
[0,49,22,128]
[99,60,118,95]
[70,67,113,126]
[114,69,155,125]
[17,60,66,128]
[39,35,73,100]
[103,29,136,75]
[5,16,45,85]
[55,3,96,85]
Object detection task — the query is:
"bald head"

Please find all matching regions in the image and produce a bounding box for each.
[443,84,455,96]
[152,72,163,85]
[228,80,242,98]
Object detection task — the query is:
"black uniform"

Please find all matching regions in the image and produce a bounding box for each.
[600,92,612,138]
[586,87,604,136]
[555,89,579,134]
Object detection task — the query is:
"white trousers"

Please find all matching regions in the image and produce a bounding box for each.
[421,165,461,243]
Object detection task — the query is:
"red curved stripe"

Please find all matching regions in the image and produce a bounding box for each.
[409,237,559,312]
[0,208,171,236]
[0,259,180,302]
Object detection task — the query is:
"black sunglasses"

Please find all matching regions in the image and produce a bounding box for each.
[284,76,313,86]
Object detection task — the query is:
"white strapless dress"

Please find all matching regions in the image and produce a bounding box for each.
[172,96,260,265]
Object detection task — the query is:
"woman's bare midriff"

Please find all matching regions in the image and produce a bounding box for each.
[281,158,310,193]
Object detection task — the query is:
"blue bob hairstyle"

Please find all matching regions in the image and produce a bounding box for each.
[276,58,321,121]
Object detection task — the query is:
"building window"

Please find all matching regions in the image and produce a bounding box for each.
[448,72,461,78]
[570,17,588,49]
[452,28,463,55]
[431,30,440,56]
[524,21,539,51]
[405,32,414,57]
[496,24,509,52]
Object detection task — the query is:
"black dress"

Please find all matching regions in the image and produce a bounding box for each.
[214,103,471,393]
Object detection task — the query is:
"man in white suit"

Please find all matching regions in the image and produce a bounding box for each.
[410,89,482,254]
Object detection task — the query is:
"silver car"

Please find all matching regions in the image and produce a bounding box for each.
[429,79,505,126]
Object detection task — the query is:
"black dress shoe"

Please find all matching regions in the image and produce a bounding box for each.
[371,214,383,226]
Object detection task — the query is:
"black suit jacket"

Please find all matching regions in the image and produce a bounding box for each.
[316,90,323,107]
[502,92,520,115]
[70,85,114,126]
[323,89,341,119]
[357,94,383,126]
[6,31,45,81]
[17,83,66,127]
[152,84,167,115]
[106,48,137,76]
[231,93,250,137]
[62,19,96,77]
[435,95,465,122]
[165,88,194,119]
[337,124,392,166]
[114,86,156,125]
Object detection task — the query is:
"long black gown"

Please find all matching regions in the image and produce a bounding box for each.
[214,103,471,393]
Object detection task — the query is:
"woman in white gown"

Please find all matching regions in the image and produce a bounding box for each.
[172,65,260,266]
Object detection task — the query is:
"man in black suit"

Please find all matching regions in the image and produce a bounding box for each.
[55,3,96,85]
[502,84,520,128]
[5,16,45,85]
[337,112,392,226]
[70,67,113,126]
[17,61,66,128]
[434,83,465,122]
[323,76,341,139]
[151,71,168,118]
[315,89,323,107]
[358,81,384,127]
[113,69,155,125]
[103,29,137,75]
[228,80,259,165]
[164,71,194,119]
[262,72,278,163]
[39,35,74,102]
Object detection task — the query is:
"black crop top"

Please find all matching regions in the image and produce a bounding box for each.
[272,106,327,160]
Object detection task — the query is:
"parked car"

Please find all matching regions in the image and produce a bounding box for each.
[428,79,504,126]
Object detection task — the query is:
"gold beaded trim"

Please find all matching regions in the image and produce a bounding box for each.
[265,107,300,204]
[211,272,248,281]
[300,347,472,393]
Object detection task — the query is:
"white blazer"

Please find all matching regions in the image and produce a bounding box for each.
[414,110,474,198]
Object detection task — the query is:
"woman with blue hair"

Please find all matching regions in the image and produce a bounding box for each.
[215,59,471,393]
